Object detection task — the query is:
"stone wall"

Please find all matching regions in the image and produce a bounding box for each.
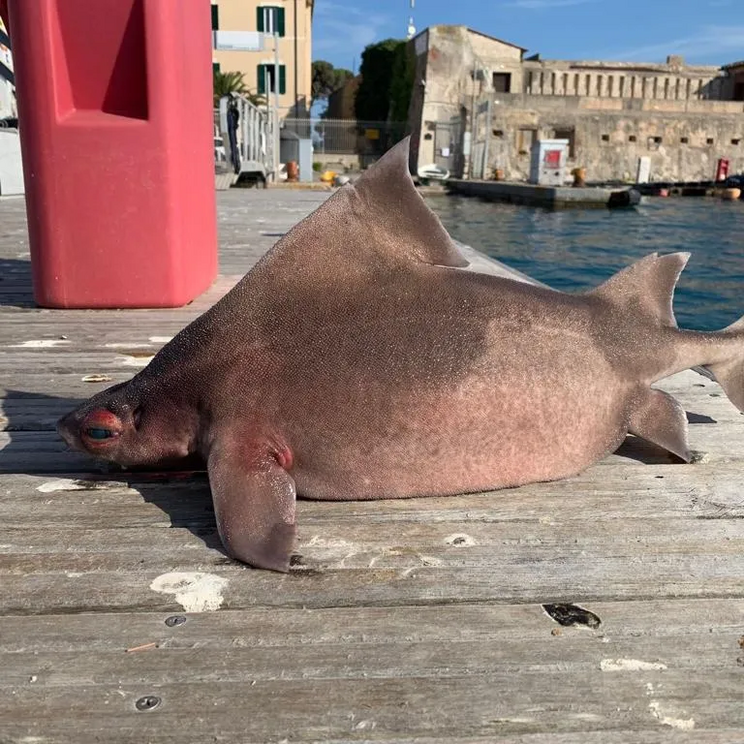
[483,94,744,182]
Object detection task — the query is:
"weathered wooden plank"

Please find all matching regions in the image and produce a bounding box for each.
[1,598,742,652]
[2,460,743,526]
[1,673,741,742]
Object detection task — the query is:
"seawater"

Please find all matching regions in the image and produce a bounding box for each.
[427,195,744,331]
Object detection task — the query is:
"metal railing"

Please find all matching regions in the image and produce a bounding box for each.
[216,95,277,181]
[283,117,407,159]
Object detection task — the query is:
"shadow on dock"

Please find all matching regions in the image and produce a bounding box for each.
[0,257,35,308]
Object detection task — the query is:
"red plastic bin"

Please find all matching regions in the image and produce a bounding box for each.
[7,0,217,308]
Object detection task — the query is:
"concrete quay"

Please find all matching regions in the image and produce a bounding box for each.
[447,178,642,208]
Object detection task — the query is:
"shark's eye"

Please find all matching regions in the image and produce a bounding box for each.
[85,427,117,440]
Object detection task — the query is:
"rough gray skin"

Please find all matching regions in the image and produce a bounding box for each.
[57,137,744,572]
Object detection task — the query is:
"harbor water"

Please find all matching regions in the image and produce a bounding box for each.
[427,195,744,331]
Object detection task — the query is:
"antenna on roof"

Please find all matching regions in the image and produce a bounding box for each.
[406,0,416,40]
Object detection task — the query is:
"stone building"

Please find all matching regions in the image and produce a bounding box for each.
[326,76,360,120]
[211,0,313,118]
[408,25,744,183]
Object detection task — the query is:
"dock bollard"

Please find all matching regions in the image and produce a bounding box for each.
[572,167,586,188]
[721,188,741,201]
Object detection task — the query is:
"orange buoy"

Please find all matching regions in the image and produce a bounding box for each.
[721,187,741,201]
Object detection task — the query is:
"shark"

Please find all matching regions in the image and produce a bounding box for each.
[57,137,744,571]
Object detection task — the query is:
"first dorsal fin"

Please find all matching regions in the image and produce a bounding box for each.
[248,136,469,281]
[589,252,690,327]
[350,137,469,268]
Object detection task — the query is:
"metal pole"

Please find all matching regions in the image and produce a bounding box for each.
[273,31,280,180]
[293,0,299,120]
[482,99,492,180]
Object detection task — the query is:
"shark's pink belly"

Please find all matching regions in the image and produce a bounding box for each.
[290,366,634,501]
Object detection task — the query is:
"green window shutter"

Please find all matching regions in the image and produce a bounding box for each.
[257,65,266,95]
[277,8,286,37]
[279,65,286,95]
[256,6,264,32]
[211,4,219,30]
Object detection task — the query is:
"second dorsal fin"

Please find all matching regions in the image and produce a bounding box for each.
[588,252,690,327]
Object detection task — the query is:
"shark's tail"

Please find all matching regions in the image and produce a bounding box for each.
[707,316,744,412]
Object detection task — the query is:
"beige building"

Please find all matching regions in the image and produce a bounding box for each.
[408,25,744,183]
[211,0,313,118]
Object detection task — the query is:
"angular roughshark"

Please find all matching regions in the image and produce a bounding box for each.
[57,137,744,572]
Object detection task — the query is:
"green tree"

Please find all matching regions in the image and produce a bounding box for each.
[312,60,354,106]
[213,70,265,108]
[389,42,415,123]
[354,39,405,122]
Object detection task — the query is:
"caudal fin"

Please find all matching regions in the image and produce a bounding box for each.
[707,316,744,411]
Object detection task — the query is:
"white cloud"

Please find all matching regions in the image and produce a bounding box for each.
[610,25,744,63]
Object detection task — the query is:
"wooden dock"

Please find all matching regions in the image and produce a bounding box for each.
[2,190,744,742]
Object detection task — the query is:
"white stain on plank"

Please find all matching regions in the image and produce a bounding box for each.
[117,355,154,367]
[37,479,115,493]
[150,572,228,612]
[600,658,668,672]
[104,342,153,349]
[648,701,695,730]
[149,336,173,343]
[8,340,70,348]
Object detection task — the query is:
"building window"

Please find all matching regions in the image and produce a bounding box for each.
[257,64,287,95]
[597,75,603,96]
[680,137,689,144]
[563,73,569,93]
[211,3,219,31]
[619,76,625,97]
[629,135,637,142]
[733,138,742,145]
[493,129,505,137]
[585,74,591,95]
[601,134,610,142]
[492,73,511,93]
[574,73,580,95]
[257,6,286,36]
[517,128,537,154]
[213,62,221,74]
[707,137,714,145]
[607,76,614,97]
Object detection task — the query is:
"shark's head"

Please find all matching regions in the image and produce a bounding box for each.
[57,381,197,469]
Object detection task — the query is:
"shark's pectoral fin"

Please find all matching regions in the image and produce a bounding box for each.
[628,388,691,462]
[207,438,297,572]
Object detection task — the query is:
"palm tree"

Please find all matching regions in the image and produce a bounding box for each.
[213,70,266,108]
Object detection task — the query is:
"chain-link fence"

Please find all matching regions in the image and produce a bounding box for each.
[283,118,407,163]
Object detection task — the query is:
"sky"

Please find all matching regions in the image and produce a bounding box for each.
[313,0,744,72]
